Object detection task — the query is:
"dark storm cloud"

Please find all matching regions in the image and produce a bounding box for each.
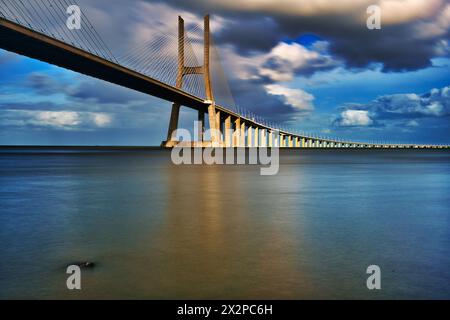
[228,78,308,123]
[214,17,280,54]
[325,24,440,71]
[67,80,150,104]
[26,72,150,105]
[26,73,66,95]
[155,0,450,72]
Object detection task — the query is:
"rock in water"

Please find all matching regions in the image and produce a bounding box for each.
[68,261,95,269]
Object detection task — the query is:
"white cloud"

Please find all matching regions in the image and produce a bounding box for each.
[36,111,80,127]
[423,102,443,116]
[373,86,450,117]
[5,111,114,130]
[91,113,112,127]
[258,42,336,81]
[333,85,450,128]
[406,120,419,127]
[219,41,336,82]
[265,84,314,111]
[338,110,373,126]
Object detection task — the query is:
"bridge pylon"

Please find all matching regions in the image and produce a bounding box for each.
[162,15,217,147]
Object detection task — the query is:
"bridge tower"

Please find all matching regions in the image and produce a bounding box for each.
[163,15,216,147]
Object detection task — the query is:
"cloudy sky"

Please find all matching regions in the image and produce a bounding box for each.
[0,0,449,145]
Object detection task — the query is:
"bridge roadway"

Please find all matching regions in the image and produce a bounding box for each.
[0,17,448,149]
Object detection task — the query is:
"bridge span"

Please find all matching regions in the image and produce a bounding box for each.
[0,3,448,149]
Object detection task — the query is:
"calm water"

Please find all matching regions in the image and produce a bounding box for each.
[0,148,449,299]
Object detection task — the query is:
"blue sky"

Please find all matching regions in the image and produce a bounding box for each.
[0,0,449,145]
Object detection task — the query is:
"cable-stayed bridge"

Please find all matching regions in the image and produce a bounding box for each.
[0,1,448,149]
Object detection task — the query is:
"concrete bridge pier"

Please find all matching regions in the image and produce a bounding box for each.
[198,110,205,144]
[247,127,253,147]
[215,110,223,146]
[208,104,220,147]
[163,103,181,147]
[274,132,279,147]
[233,118,240,147]
[240,122,246,147]
[288,135,293,147]
[254,127,259,147]
[261,129,267,147]
[225,116,231,147]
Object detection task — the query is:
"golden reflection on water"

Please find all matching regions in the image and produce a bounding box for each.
[151,162,314,299]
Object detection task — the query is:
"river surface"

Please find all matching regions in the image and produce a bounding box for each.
[0,148,449,299]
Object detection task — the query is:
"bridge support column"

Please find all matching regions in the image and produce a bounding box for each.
[268,131,273,147]
[274,132,279,147]
[288,136,293,147]
[233,118,240,147]
[247,127,253,147]
[198,110,205,144]
[261,129,266,147]
[295,136,299,147]
[215,111,222,146]
[254,127,259,147]
[162,15,217,148]
[208,104,220,147]
[225,116,231,147]
[163,103,181,147]
[240,122,246,147]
